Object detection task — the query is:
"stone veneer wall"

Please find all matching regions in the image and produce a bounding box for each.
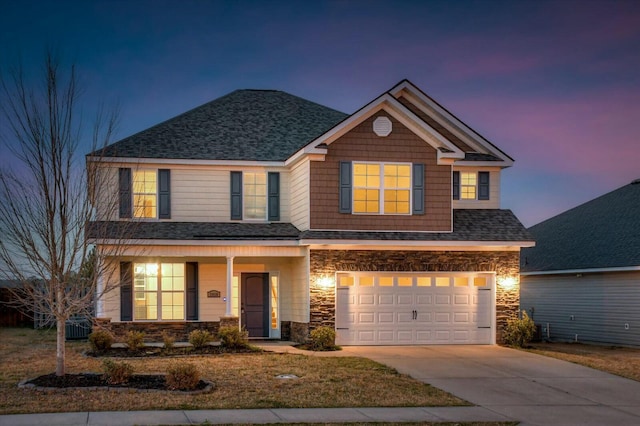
[93,318,221,342]
[309,250,521,344]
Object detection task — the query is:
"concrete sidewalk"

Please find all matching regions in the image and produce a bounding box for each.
[0,406,512,426]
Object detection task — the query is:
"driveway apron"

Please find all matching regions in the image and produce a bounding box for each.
[342,345,640,426]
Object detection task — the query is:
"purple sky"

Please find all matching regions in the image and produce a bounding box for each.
[1,0,638,227]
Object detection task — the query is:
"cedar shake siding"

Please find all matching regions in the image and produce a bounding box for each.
[310,112,452,231]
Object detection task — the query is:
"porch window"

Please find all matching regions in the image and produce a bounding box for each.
[133,263,185,320]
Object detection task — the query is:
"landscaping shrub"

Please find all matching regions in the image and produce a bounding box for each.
[88,329,114,353]
[217,326,249,349]
[189,329,213,349]
[162,331,175,350]
[125,330,146,351]
[309,326,337,351]
[102,359,134,385]
[166,362,201,391]
[503,310,536,348]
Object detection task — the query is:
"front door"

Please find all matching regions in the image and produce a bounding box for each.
[241,273,269,338]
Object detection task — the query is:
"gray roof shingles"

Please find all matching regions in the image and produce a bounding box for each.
[90,90,348,161]
[88,210,532,243]
[521,180,640,272]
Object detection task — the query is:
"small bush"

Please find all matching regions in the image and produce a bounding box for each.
[88,330,114,352]
[309,326,337,351]
[166,362,200,391]
[189,329,213,349]
[503,310,536,348]
[217,326,249,349]
[125,330,146,351]
[103,359,134,385]
[162,331,175,350]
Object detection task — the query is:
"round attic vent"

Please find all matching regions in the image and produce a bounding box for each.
[373,116,392,137]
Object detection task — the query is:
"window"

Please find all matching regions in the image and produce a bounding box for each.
[244,172,267,220]
[353,162,411,214]
[133,171,157,218]
[453,171,490,201]
[460,172,477,200]
[133,263,185,320]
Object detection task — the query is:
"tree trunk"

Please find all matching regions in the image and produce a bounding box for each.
[56,318,66,376]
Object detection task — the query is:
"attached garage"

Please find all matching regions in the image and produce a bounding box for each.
[335,272,495,345]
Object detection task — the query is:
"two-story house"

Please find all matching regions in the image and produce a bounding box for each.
[88,80,533,345]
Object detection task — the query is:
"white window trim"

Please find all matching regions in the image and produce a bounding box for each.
[352,161,413,215]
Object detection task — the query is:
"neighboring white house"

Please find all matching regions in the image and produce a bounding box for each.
[521,179,640,346]
[87,80,533,345]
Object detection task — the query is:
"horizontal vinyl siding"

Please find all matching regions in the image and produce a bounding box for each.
[452,168,501,209]
[290,159,310,230]
[172,169,229,221]
[521,272,640,346]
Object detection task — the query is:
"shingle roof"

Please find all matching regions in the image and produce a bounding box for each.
[88,210,532,243]
[87,222,301,240]
[301,210,532,242]
[521,180,640,272]
[91,90,348,161]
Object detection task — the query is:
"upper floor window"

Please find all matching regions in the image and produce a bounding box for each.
[133,170,157,218]
[453,171,490,201]
[230,171,280,221]
[243,172,267,220]
[119,168,171,219]
[353,162,411,214]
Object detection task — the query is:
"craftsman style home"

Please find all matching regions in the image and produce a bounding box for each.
[88,80,533,345]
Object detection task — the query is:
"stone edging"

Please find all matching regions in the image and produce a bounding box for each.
[17,375,214,395]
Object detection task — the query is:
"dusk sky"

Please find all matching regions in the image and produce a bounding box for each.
[1,0,638,227]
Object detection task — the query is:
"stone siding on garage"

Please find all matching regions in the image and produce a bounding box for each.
[309,250,521,344]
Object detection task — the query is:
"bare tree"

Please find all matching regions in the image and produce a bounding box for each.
[0,50,127,376]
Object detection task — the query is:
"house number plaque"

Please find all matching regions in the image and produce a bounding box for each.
[207,290,221,298]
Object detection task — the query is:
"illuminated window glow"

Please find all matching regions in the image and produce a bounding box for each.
[461,172,477,200]
[133,171,157,218]
[353,162,411,214]
[244,172,267,220]
[133,263,184,320]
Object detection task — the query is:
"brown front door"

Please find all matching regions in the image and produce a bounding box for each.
[241,273,269,337]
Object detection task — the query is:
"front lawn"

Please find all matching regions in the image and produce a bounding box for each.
[0,327,467,414]
[526,341,640,381]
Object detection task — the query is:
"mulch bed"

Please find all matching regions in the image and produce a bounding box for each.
[23,373,211,392]
[87,345,260,358]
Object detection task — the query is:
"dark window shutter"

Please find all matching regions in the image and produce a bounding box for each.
[158,169,171,219]
[478,171,490,200]
[230,171,243,220]
[119,168,132,218]
[267,172,280,221]
[120,262,132,321]
[186,262,198,321]
[339,161,352,213]
[412,163,425,215]
[452,171,460,200]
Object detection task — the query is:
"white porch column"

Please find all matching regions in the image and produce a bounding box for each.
[225,256,234,316]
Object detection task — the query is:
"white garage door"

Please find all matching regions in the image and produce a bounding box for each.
[335,273,494,345]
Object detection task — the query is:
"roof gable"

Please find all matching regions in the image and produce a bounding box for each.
[91,90,347,161]
[522,180,640,273]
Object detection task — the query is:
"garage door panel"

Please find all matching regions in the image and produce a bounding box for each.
[378,294,394,305]
[435,312,450,322]
[335,273,494,345]
[454,294,470,305]
[359,294,375,305]
[435,294,451,305]
[378,312,395,323]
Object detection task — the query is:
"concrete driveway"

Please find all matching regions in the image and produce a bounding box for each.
[341,345,640,426]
